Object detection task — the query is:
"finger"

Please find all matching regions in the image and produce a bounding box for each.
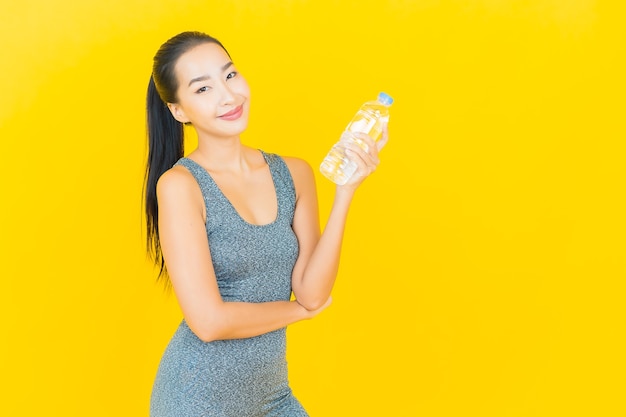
[351,132,376,153]
[346,148,377,176]
[345,135,380,165]
[377,123,389,152]
[344,142,376,166]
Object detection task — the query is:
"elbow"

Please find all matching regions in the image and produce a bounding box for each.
[195,329,219,343]
[187,320,222,343]
[184,303,230,343]
[297,296,328,312]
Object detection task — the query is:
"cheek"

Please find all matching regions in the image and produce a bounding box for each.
[189,95,219,114]
[235,78,251,97]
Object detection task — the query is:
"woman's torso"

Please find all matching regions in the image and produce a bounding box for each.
[150,151,305,417]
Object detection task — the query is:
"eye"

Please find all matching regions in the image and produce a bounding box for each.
[226,71,238,80]
[195,86,210,94]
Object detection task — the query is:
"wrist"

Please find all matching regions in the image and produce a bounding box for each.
[334,185,356,202]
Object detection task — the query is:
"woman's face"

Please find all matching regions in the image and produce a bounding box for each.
[168,42,250,138]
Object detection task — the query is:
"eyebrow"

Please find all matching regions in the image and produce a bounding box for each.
[187,61,234,87]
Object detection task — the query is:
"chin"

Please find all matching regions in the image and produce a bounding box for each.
[219,120,249,137]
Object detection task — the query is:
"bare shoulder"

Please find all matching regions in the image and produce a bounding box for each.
[281,155,315,180]
[156,165,201,204]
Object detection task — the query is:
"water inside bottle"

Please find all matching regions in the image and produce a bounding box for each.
[320,94,391,185]
[319,141,358,185]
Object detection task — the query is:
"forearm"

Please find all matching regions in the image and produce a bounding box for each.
[191,300,311,343]
[295,188,355,309]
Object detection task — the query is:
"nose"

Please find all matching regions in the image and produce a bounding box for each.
[217,80,236,106]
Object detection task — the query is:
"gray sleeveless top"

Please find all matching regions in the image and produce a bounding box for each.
[177,151,299,303]
[150,151,309,417]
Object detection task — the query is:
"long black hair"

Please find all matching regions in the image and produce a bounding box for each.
[144,31,229,281]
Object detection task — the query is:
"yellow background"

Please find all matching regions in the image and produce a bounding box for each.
[1,0,625,415]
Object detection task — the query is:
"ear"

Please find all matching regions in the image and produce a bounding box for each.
[167,103,190,124]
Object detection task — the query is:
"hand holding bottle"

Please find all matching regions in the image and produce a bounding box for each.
[339,122,389,189]
[320,92,393,185]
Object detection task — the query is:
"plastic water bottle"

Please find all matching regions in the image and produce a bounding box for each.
[320,92,393,185]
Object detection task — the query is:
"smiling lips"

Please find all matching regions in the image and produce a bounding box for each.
[218,105,244,121]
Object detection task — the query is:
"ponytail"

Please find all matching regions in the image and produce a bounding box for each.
[144,75,184,280]
[144,31,228,283]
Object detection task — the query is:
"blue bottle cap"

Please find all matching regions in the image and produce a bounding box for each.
[378,92,393,106]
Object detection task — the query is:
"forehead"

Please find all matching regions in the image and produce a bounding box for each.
[174,42,231,80]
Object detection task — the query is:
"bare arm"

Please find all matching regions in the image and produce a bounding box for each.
[156,167,328,343]
[288,125,389,310]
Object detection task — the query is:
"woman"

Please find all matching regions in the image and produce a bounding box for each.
[145,31,388,416]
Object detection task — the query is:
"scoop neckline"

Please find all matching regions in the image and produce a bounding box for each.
[181,150,280,228]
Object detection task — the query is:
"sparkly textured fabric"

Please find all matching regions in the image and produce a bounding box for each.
[150,151,308,417]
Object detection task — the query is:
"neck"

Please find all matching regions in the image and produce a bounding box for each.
[192,133,251,173]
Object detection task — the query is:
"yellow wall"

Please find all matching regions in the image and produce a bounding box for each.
[1,0,624,415]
